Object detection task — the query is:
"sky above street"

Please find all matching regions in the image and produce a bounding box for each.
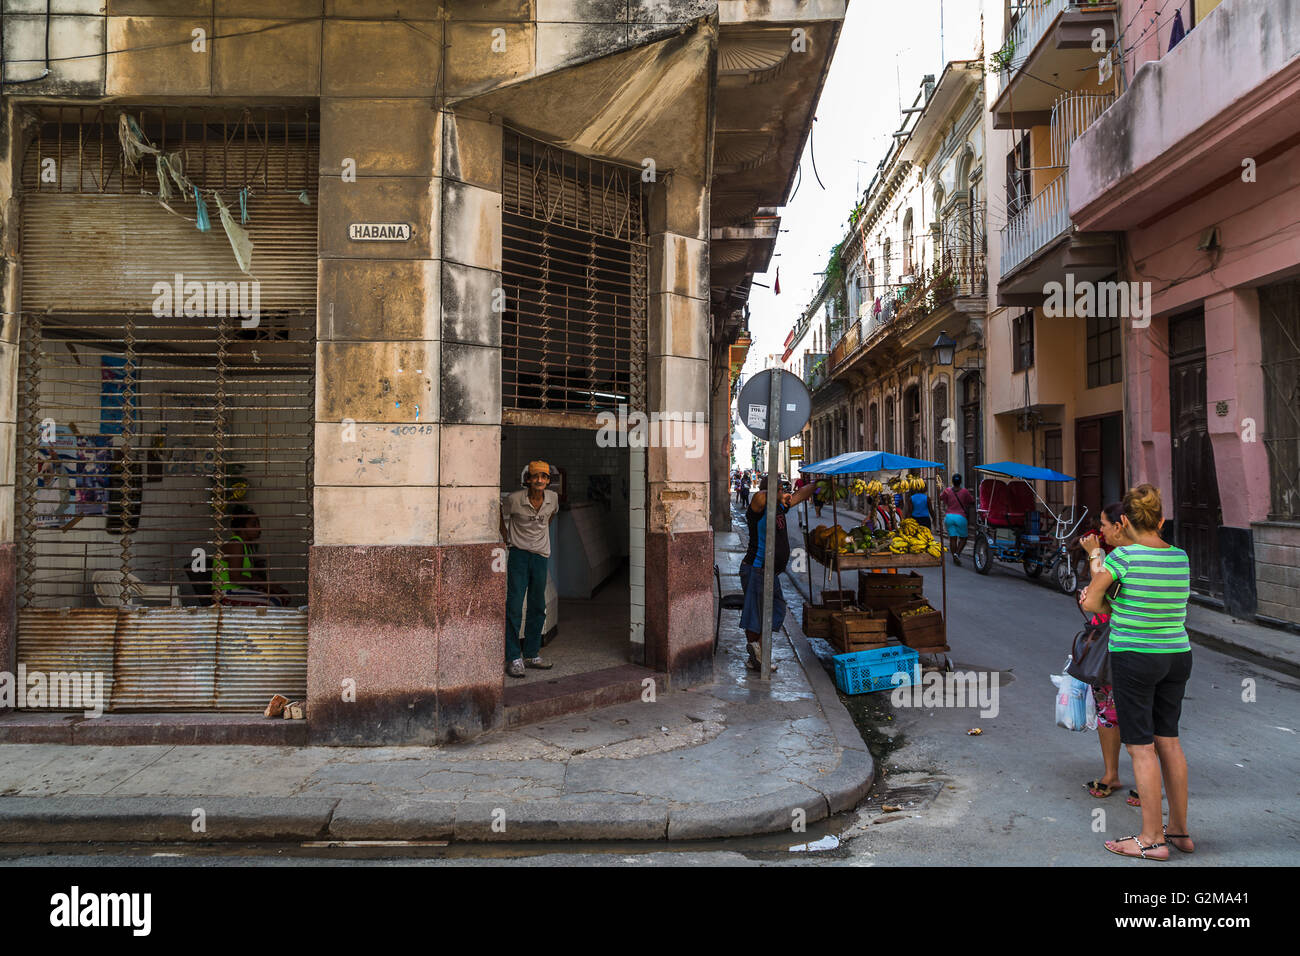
[742,0,985,370]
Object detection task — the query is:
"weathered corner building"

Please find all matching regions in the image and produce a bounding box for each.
[0,1,842,743]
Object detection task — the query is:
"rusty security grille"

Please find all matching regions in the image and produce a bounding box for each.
[502,129,648,414]
[1259,280,1300,520]
[13,107,316,711]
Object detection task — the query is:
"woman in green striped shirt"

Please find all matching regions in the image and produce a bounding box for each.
[1081,483,1194,861]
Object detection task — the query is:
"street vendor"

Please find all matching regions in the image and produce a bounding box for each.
[740,479,817,673]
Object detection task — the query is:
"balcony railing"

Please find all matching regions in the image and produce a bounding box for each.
[828,321,860,370]
[1051,91,1114,166]
[998,0,1071,91]
[1001,170,1070,276]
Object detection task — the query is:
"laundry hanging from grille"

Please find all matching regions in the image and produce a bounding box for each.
[116,111,255,273]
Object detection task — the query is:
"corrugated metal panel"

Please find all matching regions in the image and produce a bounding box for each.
[110,607,220,710]
[15,608,118,709]
[215,607,308,711]
[20,193,316,313]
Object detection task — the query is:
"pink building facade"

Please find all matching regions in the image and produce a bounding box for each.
[1071,0,1300,623]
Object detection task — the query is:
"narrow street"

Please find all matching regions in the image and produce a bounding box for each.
[777,500,1300,866]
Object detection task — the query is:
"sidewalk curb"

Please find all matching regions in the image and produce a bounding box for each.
[0,796,340,843]
[1185,625,1300,680]
[0,555,876,846]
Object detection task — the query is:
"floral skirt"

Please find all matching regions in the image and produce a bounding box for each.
[1092,684,1118,729]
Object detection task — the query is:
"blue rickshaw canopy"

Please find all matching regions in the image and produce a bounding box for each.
[800,451,944,476]
[976,461,1076,482]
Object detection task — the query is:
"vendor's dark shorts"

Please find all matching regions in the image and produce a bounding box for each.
[1110,650,1193,746]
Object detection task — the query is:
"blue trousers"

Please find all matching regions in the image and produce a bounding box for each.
[505,547,548,662]
[739,561,787,635]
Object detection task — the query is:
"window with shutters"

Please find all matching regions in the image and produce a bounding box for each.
[501,129,648,415]
[1087,310,1122,388]
[1259,280,1300,520]
[1013,311,1035,372]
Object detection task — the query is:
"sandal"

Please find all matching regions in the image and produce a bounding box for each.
[1163,825,1195,853]
[1084,779,1120,798]
[1126,789,1141,807]
[1104,835,1168,860]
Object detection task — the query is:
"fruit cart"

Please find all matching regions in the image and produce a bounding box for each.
[798,451,952,667]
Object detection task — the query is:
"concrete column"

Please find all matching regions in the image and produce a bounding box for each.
[1204,289,1269,527]
[645,222,712,684]
[308,94,447,744]
[0,103,17,693]
[710,359,732,532]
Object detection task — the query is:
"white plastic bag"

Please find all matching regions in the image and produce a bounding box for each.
[1051,657,1097,732]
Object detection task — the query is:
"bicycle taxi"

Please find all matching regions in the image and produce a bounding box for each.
[970,461,1089,594]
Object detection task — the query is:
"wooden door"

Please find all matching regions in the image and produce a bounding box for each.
[1076,417,1102,524]
[961,373,983,491]
[1168,310,1223,595]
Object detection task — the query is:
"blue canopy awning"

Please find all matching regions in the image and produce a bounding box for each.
[975,461,1076,482]
[800,451,944,476]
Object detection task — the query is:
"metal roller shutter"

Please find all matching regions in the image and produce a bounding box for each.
[14,106,316,713]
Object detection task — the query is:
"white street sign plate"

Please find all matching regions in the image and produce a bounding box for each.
[349,223,411,241]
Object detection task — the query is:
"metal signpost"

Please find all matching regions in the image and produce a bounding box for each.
[737,369,811,680]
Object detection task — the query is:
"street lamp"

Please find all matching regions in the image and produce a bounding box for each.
[931,330,957,366]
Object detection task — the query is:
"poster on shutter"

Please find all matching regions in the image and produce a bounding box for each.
[35,429,111,527]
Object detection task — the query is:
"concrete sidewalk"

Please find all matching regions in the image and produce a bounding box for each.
[0,535,873,844]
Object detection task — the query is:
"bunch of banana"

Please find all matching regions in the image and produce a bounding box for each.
[901,602,937,619]
[864,479,885,496]
[888,518,938,554]
[851,478,868,496]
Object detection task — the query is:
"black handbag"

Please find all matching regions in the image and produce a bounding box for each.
[1067,617,1111,686]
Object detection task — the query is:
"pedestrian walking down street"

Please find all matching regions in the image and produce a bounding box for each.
[739,479,816,673]
[500,460,559,679]
[903,479,934,529]
[738,472,751,509]
[1079,502,1129,801]
[939,473,975,566]
[1081,484,1194,861]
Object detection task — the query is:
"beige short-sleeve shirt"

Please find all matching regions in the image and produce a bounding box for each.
[504,489,558,556]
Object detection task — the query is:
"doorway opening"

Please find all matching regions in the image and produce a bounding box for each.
[497,127,652,706]
[500,427,640,679]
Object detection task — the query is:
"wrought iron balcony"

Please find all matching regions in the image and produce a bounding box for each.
[997,0,1071,91]
[1001,170,1071,276]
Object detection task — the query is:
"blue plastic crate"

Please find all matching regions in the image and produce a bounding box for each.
[833,645,920,695]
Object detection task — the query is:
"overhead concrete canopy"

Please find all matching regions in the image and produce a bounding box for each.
[453,22,714,178]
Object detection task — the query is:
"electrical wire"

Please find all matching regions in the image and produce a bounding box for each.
[809,118,826,190]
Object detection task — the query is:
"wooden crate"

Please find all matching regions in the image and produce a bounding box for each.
[802,590,856,639]
[831,609,890,654]
[888,599,946,648]
[857,570,924,610]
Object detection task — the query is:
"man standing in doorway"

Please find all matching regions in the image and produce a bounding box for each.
[500,460,559,678]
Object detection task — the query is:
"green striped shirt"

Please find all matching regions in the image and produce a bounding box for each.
[1103,544,1191,653]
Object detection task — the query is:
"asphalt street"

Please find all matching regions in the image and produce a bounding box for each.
[784,501,1300,867]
